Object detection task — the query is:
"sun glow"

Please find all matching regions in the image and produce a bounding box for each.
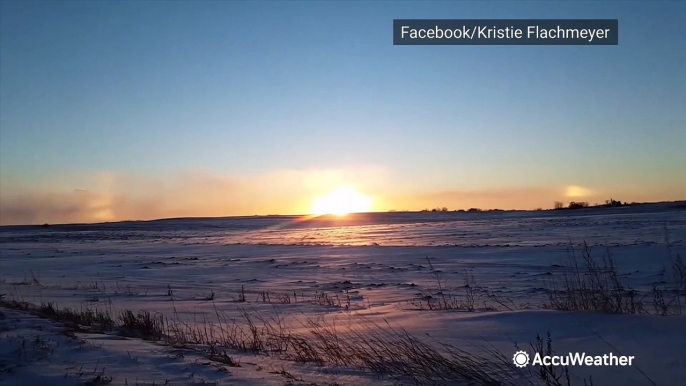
[310,187,372,216]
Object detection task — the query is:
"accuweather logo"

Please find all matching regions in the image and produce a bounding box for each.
[513,351,635,367]
[513,351,531,367]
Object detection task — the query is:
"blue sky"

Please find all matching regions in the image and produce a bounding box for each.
[1,1,684,224]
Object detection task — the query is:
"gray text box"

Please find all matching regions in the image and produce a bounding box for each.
[393,19,618,45]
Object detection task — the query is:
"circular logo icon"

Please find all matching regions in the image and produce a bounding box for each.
[513,350,530,368]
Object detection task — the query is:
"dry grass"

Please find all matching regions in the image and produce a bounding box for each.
[37,302,115,333]
[406,257,496,312]
[161,304,534,385]
[119,310,165,340]
[653,230,686,315]
[545,242,644,314]
[3,237,682,385]
[1,297,540,385]
[546,240,686,315]
[255,289,353,309]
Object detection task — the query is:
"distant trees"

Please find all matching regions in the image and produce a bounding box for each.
[553,198,637,210]
[604,198,625,207]
[568,201,590,210]
[431,207,449,212]
[423,207,506,213]
[423,207,450,212]
[553,201,589,210]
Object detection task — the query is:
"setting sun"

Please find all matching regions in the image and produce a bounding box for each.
[310,187,373,216]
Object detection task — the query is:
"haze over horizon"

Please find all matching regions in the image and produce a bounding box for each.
[1,1,685,225]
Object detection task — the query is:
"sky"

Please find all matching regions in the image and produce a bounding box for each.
[1,0,685,225]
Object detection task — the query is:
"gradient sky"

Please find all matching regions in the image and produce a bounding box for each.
[1,1,685,225]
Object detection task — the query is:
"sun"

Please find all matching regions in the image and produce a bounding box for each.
[310,187,372,216]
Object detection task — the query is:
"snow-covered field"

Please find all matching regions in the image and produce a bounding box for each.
[1,202,685,385]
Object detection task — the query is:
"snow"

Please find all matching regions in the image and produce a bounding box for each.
[1,202,685,385]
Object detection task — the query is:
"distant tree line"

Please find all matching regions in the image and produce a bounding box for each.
[553,198,635,210]
[390,197,643,214]
[554,201,590,210]
[420,207,450,212]
[416,207,506,213]
[604,198,627,207]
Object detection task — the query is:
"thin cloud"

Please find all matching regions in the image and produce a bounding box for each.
[0,167,388,225]
[1,170,683,225]
[565,185,594,198]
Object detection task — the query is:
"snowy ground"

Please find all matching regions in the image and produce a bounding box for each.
[1,202,685,385]
[0,307,379,386]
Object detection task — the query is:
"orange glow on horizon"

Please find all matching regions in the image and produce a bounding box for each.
[310,186,373,216]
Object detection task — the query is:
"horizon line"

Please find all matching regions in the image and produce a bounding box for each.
[2,199,684,228]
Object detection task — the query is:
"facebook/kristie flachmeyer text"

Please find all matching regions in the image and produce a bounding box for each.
[393,20,618,45]
[399,25,611,42]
